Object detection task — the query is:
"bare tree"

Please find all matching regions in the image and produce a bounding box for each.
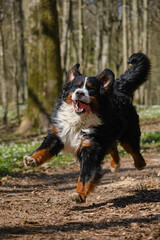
[101,0,110,70]
[61,0,72,81]
[78,0,84,70]
[11,0,21,124]
[142,0,148,55]
[127,0,133,56]
[122,0,128,71]
[94,0,103,74]
[0,2,8,124]
[18,0,27,103]
[132,0,140,103]
[132,0,139,52]
[143,0,150,105]
[18,0,62,132]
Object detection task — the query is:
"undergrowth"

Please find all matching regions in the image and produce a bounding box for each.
[137,105,160,121]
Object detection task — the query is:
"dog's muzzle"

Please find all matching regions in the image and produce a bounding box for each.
[72,90,91,115]
[73,100,91,114]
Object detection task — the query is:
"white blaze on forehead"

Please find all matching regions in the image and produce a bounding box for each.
[83,77,88,90]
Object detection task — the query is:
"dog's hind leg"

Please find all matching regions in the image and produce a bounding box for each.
[121,143,146,170]
[119,110,146,170]
[108,142,121,173]
[71,141,105,203]
[23,125,64,167]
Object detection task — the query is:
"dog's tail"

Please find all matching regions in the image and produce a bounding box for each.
[114,53,151,97]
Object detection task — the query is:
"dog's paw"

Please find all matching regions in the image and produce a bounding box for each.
[110,163,120,173]
[135,161,146,170]
[71,192,86,203]
[23,156,37,167]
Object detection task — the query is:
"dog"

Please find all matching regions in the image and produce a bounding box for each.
[24,53,151,203]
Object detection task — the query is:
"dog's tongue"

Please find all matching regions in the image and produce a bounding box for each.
[79,102,91,114]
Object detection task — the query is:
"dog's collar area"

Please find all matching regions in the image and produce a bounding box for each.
[73,100,91,115]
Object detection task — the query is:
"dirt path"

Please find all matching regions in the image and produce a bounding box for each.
[0,153,160,240]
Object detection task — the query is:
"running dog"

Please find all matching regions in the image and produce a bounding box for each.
[24,53,151,203]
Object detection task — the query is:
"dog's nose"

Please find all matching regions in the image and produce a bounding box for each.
[76,90,85,97]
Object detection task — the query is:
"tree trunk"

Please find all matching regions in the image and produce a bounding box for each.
[101,0,110,70]
[78,0,84,70]
[94,1,103,74]
[122,0,128,72]
[0,19,8,124]
[132,0,139,52]
[11,0,21,125]
[143,0,150,105]
[127,0,133,56]
[61,0,72,81]
[132,0,140,103]
[19,0,62,133]
[18,0,27,103]
[67,1,78,72]
[138,0,149,105]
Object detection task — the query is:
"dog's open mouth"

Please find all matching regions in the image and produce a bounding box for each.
[73,100,91,114]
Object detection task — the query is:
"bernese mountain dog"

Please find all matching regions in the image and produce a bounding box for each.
[24,53,151,203]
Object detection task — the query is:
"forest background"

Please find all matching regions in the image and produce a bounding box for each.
[0,2,160,238]
[0,0,160,131]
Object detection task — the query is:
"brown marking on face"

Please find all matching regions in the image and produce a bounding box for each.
[90,96,99,112]
[31,148,52,167]
[75,176,99,202]
[87,83,91,88]
[121,143,146,170]
[78,81,82,86]
[66,92,73,104]
[49,125,58,135]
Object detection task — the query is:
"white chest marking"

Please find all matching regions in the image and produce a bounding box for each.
[55,102,102,154]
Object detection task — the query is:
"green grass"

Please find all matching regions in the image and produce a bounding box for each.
[0,140,75,174]
[48,153,75,169]
[141,131,160,144]
[0,140,41,174]
[137,105,160,121]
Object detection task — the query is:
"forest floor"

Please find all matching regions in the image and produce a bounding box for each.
[0,118,160,240]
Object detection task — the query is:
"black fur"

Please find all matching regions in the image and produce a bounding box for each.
[114,53,151,97]
[24,53,151,203]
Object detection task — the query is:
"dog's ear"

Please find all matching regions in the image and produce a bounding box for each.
[67,63,81,82]
[63,64,81,93]
[96,69,115,91]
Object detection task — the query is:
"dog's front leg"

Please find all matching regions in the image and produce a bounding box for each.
[72,141,105,203]
[23,126,64,167]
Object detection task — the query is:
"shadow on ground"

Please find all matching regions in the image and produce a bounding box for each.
[0,214,159,238]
